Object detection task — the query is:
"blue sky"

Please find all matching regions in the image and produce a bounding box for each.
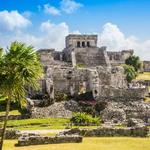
[0,0,150,60]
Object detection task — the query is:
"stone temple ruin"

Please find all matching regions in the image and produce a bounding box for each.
[27,34,150,125]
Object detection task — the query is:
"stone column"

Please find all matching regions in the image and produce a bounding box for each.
[71,50,76,68]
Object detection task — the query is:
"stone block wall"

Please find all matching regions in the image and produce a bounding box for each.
[62,127,149,137]
[17,134,83,146]
[74,47,110,67]
[98,88,146,101]
[107,50,133,66]
[143,61,150,72]
[0,129,20,139]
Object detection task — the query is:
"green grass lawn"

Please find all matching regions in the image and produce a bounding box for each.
[0,118,98,130]
[3,137,150,150]
[136,72,150,80]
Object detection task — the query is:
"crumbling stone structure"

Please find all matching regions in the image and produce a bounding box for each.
[27,34,150,125]
[60,127,149,137]
[34,34,129,99]
[143,61,150,72]
[107,50,133,66]
[17,133,82,146]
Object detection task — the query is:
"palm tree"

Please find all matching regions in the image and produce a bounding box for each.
[0,42,43,150]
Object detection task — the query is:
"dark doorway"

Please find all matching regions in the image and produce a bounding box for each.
[77,41,80,47]
[87,41,90,47]
[82,41,85,47]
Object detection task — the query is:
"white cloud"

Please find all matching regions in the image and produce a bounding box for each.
[44,4,61,16]
[0,10,31,32]
[99,23,150,60]
[60,0,83,13]
[0,15,149,60]
[40,20,69,50]
[0,20,70,51]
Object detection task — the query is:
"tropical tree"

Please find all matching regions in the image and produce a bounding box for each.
[0,42,43,150]
[123,64,137,83]
[125,55,142,72]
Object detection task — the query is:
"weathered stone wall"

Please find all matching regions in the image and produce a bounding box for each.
[98,88,146,101]
[0,129,20,139]
[100,101,150,124]
[107,50,133,66]
[61,127,149,137]
[143,61,150,72]
[17,134,83,146]
[74,47,110,67]
[37,49,55,66]
[65,34,98,48]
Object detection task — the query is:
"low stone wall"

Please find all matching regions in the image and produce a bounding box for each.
[0,129,20,139]
[61,127,149,137]
[17,134,83,146]
[0,114,30,122]
[98,88,146,101]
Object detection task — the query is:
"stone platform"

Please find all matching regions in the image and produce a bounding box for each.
[16,134,83,146]
[61,127,149,137]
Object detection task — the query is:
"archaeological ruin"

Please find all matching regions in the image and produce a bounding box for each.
[27,34,150,126]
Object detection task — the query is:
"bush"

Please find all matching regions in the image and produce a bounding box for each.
[125,55,142,72]
[55,92,68,102]
[70,112,100,126]
[123,64,137,83]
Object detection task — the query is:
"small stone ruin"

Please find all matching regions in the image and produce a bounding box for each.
[16,133,83,146]
[60,127,149,137]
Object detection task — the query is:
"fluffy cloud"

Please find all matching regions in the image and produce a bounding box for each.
[0,10,31,32]
[0,12,149,60]
[99,23,150,60]
[0,20,70,51]
[40,20,69,49]
[99,23,139,51]
[42,0,83,15]
[60,0,83,13]
[44,4,61,16]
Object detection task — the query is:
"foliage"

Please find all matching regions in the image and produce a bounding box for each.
[54,91,68,102]
[123,65,137,83]
[0,41,43,149]
[75,64,86,69]
[70,112,100,126]
[125,55,142,72]
[0,41,43,104]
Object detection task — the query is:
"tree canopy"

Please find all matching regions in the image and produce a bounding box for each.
[0,42,43,103]
[123,64,137,83]
[125,55,142,72]
[0,42,43,150]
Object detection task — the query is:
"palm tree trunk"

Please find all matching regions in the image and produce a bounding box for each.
[0,99,11,150]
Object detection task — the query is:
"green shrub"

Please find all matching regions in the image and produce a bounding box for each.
[123,64,137,83]
[70,112,100,126]
[54,92,68,102]
[75,64,86,68]
[125,55,142,72]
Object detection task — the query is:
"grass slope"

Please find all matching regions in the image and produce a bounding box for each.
[136,72,150,80]
[0,118,98,130]
[3,137,150,150]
